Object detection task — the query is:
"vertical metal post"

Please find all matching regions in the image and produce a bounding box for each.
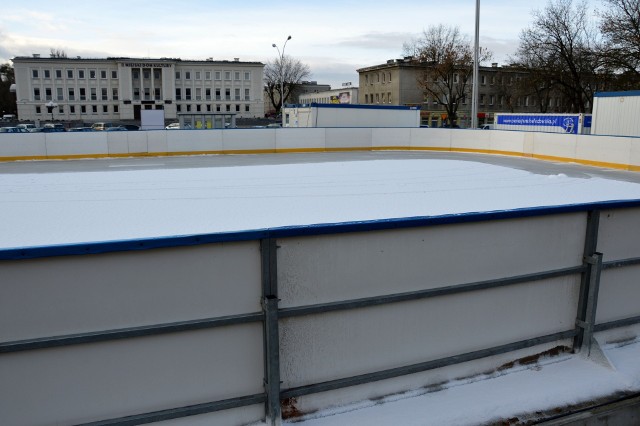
[261,238,281,425]
[471,0,480,129]
[573,210,601,353]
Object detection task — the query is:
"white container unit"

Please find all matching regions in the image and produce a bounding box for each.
[591,90,640,137]
[283,103,421,128]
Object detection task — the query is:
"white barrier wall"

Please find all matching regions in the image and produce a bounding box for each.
[1,206,640,424]
[2,128,640,170]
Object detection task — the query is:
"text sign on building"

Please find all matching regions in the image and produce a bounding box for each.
[121,62,172,68]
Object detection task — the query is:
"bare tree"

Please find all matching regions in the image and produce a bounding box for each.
[513,0,601,113]
[49,48,68,58]
[403,24,492,126]
[264,55,311,114]
[600,0,640,83]
[0,63,16,117]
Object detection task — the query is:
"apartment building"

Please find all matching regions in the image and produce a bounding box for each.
[11,55,265,123]
[357,58,566,127]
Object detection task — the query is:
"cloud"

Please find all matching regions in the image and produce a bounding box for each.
[331,31,418,51]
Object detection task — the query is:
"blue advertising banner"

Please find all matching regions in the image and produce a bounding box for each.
[496,115,580,134]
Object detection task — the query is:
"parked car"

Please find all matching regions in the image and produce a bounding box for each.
[165,122,180,130]
[91,122,116,131]
[480,124,494,130]
[16,123,37,131]
[105,126,128,131]
[68,127,95,132]
[0,127,29,133]
[40,126,65,133]
[120,124,140,131]
[266,123,281,128]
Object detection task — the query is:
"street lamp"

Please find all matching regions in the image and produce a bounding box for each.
[45,100,58,122]
[471,0,480,129]
[272,35,291,124]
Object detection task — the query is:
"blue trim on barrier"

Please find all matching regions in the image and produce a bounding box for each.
[2,199,640,261]
[594,90,640,98]
[300,103,420,111]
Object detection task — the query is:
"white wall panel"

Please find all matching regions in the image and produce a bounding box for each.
[0,242,261,341]
[371,128,411,148]
[166,129,223,153]
[279,276,578,389]
[0,133,47,157]
[410,128,452,150]
[575,135,632,165]
[596,266,640,323]
[223,129,276,152]
[277,214,586,308]
[597,207,640,261]
[531,132,578,159]
[489,130,526,154]
[276,128,326,150]
[0,325,264,426]
[451,129,491,151]
[325,128,373,149]
[45,132,108,156]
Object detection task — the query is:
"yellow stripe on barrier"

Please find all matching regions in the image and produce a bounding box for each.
[1,145,639,172]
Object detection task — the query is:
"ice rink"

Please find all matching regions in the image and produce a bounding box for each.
[2,151,640,249]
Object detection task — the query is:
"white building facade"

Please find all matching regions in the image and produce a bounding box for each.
[11,55,265,123]
[298,87,359,105]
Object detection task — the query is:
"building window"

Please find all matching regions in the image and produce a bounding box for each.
[91,88,97,101]
[185,88,191,100]
[112,70,118,79]
[388,92,392,104]
[68,88,75,101]
[235,71,240,80]
[235,104,240,112]
[114,105,119,113]
[489,95,495,106]
[175,71,181,79]
[142,69,150,79]
[196,88,202,100]
[176,88,181,100]
[364,94,368,103]
[80,88,86,101]
[132,69,140,79]
[225,88,230,99]
[100,70,107,79]
[195,71,201,80]
[215,71,221,80]
[245,104,250,112]
[32,69,39,78]
[58,106,64,114]
[70,105,75,114]
[155,88,161,100]
[133,88,140,100]
[205,71,211,80]
[33,88,41,101]
[235,88,240,100]
[45,88,52,101]
[92,105,97,113]
[57,87,63,101]
[206,104,211,112]
[81,105,86,114]
[215,88,221,100]
[144,87,150,100]
[90,70,96,79]
[185,71,191,80]
[103,105,108,113]
[101,88,108,101]
[245,88,250,101]
[79,70,85,79]
[35,106,41,114]
[225,71,231,80]
[55,69,62,79]
[245,71,250,80]
[480,94,485,105]
[177,105,181,112]
[154,69,161,80]
[216,104,221,112]
[67,69,73,78]
[186,104,191,112]
[196,104,201,112]
[206,88,211,100]
[112,88,118,100]
[226,104,231,112]
[44,70,50,78]
[375,93,379,103]
[481,75,486,85]
[365,75,368,85]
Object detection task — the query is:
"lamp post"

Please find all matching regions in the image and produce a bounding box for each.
[471,0,480,129]
[45,101,58,122]
[272,35,291,124]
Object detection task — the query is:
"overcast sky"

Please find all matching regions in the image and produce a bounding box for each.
[0,0,601,88]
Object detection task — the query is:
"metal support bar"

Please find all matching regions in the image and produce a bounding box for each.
[582,252,604,355]
[0,312,263,354]
[77,393,266,426]
[573,210,600,351]
[279,265,585,319]
[603,256,640,269]
[281,330,576,399]
[261,238,281,425]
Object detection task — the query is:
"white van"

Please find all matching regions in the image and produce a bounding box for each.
[2,114,17,121]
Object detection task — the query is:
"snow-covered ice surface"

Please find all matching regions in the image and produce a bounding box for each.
[2,158,640,249]
[255,338,640,426]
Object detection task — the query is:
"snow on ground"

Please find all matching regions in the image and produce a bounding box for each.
[251,338,640,426]
[2,158,640,249]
